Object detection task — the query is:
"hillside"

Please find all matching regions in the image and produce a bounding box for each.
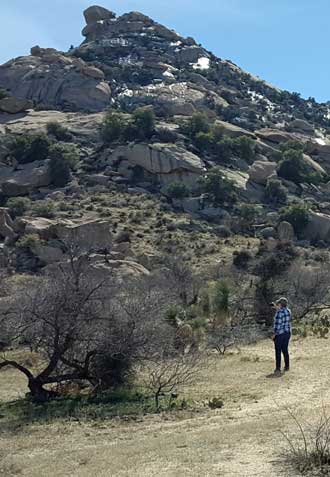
[1,6,330,477]
[0,5,330,271]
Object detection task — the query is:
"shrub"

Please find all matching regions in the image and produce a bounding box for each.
[164,182,190,199]
[278,148,323,185]
[101,107,155,143]
[214,136,234,162]
[31,200,55,218]
[216,225,231,238]
[16,234,42,250]
[48,144,79,187]
[46,122,71,141]
[281,407,330,475]
[6,197,31,217]
[239,204,260,228]
[0,88,8,100]
[232,136,256,164]
[101,110,128,143]
[132,106,155,140]
[10,134,51,164]
[280,205,309,238]
[200,168,237,205]
[156,128,178,143]
[233,249,252,269]
[265,179,287,205]
[183,112,210,139]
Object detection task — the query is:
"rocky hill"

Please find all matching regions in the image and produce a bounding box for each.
[1,4,330,274]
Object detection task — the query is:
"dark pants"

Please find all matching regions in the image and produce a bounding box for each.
[274,332,291,371]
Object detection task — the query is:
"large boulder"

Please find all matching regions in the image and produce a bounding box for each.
[2,110,105,143]
[0,53,111,112]
[15,217,56,239]
[214,120,256,140]
[1,161,51,196]
[255,128,296,144]
[0,208,15,241]
[109,143,205,184]
[53,219,112,251]
[248,160,277,185]
[289,119,314,134]
[83,6,115,24]
[304,211,330,242]
[0,96,33,114]
[302,154,326,175]
[44,256,149,282]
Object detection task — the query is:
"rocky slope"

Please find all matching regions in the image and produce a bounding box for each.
[1,5,330,274]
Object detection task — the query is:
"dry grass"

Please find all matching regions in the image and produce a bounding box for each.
[1,337,330,476]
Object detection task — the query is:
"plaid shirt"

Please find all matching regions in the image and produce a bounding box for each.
[274,307,292,335]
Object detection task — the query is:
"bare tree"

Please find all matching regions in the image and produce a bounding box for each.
[142,352,203,409]
[0,259,110,401]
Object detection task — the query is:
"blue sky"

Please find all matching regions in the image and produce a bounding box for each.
[1,0,330,102]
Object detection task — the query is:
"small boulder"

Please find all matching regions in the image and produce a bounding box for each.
[248,160,277,185]
[277,221,295,242]
[260,227,276,239]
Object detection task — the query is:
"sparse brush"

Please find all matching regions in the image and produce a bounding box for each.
[280,405,330,475]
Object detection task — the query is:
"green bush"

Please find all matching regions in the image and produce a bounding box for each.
[31,200,55,218]
[16,234,42,250]
[0,88,8,100]
[6,197,31,217]
[233,250,252,269]
[265,179,287,205]
[200,168,237,205]
[101,107,155,143]
[10,134,51,164]
[46,122,71,141]
[232,136,256,163]
[193,126,256,164]
[280,205,309,237]
[48,144,79,187]
[278,148,323,185]
[164,182,190,199]
[132,106,155,140]
[183,112,210,139]
[101,110,128,143]
[239,204,260,226]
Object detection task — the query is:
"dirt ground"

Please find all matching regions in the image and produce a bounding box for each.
[1,337,329,477]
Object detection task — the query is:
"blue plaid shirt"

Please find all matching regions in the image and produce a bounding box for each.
[274,307,292,335]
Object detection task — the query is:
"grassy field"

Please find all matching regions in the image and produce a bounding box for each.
[1,337,329,476]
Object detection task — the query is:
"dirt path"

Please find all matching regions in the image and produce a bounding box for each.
[1,337,330,476]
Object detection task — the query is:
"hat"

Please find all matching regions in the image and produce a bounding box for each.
[276,297,288,307]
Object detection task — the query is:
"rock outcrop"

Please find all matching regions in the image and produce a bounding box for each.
[0,161,51,196]
[109,143,205,184]
[0,49,111,112]
[0,96,34,114]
